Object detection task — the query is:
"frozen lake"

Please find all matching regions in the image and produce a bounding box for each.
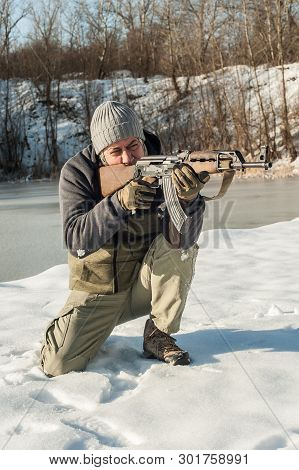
[0,176,299,282]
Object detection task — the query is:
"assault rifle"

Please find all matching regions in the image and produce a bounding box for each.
[99,146,272,233]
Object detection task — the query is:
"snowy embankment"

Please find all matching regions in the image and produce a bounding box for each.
[1,63,298,178]
[0,219,298,450]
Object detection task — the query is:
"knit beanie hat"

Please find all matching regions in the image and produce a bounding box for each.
[90,101,145,155]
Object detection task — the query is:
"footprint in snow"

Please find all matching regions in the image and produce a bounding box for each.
[62,416,128,449]
[87,344,150,403]
[30,388,74,411]
[99,371,139,403]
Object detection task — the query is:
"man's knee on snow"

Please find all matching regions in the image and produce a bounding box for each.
[40,346,88,377]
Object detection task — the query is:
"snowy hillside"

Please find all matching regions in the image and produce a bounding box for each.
[0,63,298,179]
[0,219,299,450]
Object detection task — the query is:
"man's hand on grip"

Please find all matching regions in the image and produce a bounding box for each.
[117,177,157,211]
[172,164,210,201]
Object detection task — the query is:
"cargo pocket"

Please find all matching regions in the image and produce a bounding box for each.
[42,291,101,358]
[44,308,73,351]
[83,262,114,287]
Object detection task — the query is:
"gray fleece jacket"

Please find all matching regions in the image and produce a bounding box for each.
[59,131,205,259]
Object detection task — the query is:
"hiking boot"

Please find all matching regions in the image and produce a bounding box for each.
[143,319,190,366]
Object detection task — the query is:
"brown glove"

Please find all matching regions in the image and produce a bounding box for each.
[117,177,157,211]
[172,164,210,201]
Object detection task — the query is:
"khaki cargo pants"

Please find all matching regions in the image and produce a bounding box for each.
[40,234,198,376]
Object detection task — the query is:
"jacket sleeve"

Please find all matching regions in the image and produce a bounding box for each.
[163,195,205,249]
[59,155,129,257]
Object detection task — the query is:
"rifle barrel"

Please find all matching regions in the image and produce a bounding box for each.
[232,162,272,170]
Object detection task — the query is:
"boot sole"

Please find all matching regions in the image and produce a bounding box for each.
[143,350,191,366]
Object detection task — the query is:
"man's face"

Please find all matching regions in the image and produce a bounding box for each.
[103,136,145,166]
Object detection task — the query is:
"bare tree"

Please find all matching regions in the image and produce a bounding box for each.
[274,0,297,161]
[29,0,63,176]
[184,0,222,73]
[77,0,118,79]
[0,0,29,177]
[154,0,192,100]
[111,0,160,80]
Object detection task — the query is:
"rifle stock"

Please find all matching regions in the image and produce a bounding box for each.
[99,165,135,197]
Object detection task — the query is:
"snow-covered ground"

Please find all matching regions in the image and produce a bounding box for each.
[0,218,298,450]
[0,63,298,178]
